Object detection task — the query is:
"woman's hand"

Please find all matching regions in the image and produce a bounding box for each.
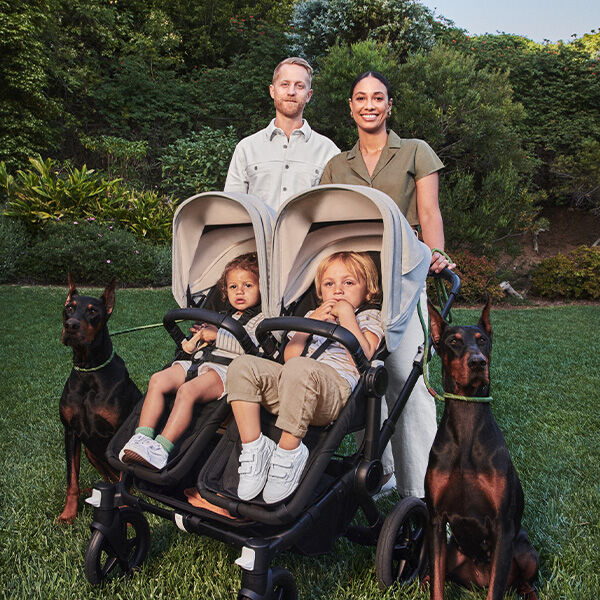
[429,251,456,274]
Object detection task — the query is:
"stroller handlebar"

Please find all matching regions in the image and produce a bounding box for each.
[162,308,259,355]
[256,317,370,374]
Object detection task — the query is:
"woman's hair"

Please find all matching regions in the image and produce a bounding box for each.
[349,71,393,100]
[218,252,260,300]
[315,251,382,302]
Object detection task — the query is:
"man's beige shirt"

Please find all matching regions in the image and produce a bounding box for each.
[224,119,339,211]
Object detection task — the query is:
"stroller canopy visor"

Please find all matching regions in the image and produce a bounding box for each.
[269,184,431,352]
[172,191,273,311]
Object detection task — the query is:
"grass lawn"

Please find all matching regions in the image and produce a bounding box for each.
[1,284,599,599]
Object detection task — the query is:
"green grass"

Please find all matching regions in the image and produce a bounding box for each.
[1,285,599,599]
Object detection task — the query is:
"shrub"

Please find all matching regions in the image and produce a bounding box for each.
[18,220,171,287]
[532,246,600,299]
[0,214,30,283]
[159,127,238,200]
[428,250,503,305]
[2,157,175,244]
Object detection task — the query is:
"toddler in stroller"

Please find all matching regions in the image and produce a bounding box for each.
[119,252,263,471]
[229,251,383,503]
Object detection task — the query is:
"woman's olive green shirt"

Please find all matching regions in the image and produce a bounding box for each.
[320,130,443,227]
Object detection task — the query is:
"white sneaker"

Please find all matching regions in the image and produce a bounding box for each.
[262,442,309,504]
[237,435,276,501]
[373,473,397,500]
[119,433,168,470]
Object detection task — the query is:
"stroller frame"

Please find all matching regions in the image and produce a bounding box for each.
[84,270,459,598]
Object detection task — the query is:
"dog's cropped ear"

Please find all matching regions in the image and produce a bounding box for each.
[427,299,446,350]
[66,273,78,305]
[478,295,492,339]
[102,278,116,318]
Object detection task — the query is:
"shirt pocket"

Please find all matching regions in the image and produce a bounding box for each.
[291,163,325,189]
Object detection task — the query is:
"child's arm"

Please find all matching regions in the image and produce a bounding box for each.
[284,300,337,362]
[331,300,380,360]
[181,323,218,353]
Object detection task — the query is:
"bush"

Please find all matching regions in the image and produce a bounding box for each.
[532,246,600,299]
[0,214,30,283]
[17,220,171,286]
[428,250,503,305]
[159,127,238,200]
[2,157,175,244]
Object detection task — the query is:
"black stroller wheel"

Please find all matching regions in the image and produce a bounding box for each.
[270,567,297,600]
[84,508,150,585]
[375,496,428,589]
[238,566,297,600]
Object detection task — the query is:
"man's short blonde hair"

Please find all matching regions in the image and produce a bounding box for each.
[315,251,382,302]
[272,57,313,85]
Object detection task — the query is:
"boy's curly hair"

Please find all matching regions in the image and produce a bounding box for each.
[217,252,260,300]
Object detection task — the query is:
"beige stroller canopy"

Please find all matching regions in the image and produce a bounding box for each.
[171,191,273,312]
[268,184,431,352]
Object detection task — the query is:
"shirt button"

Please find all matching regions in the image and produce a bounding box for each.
[285,164,289,169]
[283,144,288,149]
[254,166,258,170]
[283,187,287,191]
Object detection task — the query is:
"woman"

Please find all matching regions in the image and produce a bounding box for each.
[320,71,454,499]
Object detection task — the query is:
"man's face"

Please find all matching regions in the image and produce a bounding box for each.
[270,64,313,120]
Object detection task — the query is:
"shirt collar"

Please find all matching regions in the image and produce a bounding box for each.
[266,118,312,142]
[347,129,403,159]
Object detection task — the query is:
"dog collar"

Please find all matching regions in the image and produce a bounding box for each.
[73,349,115,372]
[442,392,492,403]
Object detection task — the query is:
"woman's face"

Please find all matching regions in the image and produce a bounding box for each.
[349,76,392,135]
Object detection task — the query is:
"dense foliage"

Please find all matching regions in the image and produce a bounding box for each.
[1,0,598,280]
[2,157,175,243]
[532,246,600,299]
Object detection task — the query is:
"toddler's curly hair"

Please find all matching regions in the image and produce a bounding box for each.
[217,252,260,301]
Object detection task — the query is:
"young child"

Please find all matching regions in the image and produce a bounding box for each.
[119,252,262,470]
[226,251,383,503]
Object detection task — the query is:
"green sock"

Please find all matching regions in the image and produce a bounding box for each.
[135,426,155,439]
[155,435,174,454]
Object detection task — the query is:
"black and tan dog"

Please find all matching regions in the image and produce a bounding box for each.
[425,299,539,599]
[57,276,141,523]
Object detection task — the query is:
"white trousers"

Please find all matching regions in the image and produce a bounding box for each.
[383,287,437,498]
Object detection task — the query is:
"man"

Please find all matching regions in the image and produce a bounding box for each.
[224,57,339,210]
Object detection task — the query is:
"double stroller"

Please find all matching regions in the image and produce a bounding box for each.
[84,184,459,599]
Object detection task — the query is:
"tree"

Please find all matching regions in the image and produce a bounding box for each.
[288,0,436,65]
[0,0,60,169]
[311,42,538,251]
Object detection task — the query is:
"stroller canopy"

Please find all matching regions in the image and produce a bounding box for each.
[269,184,431,352]
[172,191,273,312]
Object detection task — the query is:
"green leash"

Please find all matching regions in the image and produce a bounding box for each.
[109,319,184,336]
[418,249,492,404]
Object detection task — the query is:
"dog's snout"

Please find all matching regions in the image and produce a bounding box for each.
[468,354,487,369]
[65,318,81,331]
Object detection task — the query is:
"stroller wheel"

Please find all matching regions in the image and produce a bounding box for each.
[375,496,428,589]
[84,507,150,585]
[238,566,297,600]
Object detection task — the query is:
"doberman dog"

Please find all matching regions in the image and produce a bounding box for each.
[425,298,539,599]
[57,276,141,523]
